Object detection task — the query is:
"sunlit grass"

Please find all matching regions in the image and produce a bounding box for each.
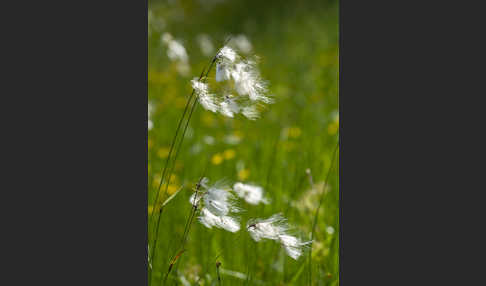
[148,0,338,285]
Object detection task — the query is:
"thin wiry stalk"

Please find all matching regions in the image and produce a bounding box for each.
[308,142,339,285]
[163,157,210,284]
[149,66,205,227]
[148,66,204,259]
[150,57,216,266]
[168,158,211,281]
[148,95,198,285]
[161,175,207,286]
[216,261,222,286]
[149,37,231,273]
[150,35,230,229]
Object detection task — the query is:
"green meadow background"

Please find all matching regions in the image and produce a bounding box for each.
[148,0,339,285]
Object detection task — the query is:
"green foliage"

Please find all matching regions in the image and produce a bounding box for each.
[148,0,339,285]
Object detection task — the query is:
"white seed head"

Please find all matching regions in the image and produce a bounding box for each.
[247,213,288,241]
[216,63,231,82]
[190,44,273,119]
[198,207,220,228]
[217,46,237,63]
[279,234,312,260]
[190,178,242,233]
[247,213,311,260]
[231,61,268,102]
[219,96,240,118]
[233,182,269,205]
[241,105,260,120]
[191,79,218,112]
[198,208,240,233]
[204,186,236,216]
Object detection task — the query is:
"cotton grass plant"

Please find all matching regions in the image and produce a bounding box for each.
[148,4,339,283]
[149,38,280,285]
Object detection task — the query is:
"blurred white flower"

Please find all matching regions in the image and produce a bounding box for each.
[224,134,241,145]
[231,34,252,54]
[203,135,215,145]
[162,32,190,76]
[197,34,214,57]
[326,226,335,235]
[233,182,269,205]
[162,33,188,63]
[247,213,311,260]
[148,102,154,130]
[148,10,165,35]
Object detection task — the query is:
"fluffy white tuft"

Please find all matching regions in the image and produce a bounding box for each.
[233,182,269,205]
[190,178,241,233]
[217,46,237,63]
[191,79,218,112]
[247,213,311,260]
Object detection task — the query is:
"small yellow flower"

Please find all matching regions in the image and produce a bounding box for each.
[152,174,161,188]
[167,184,178,195]
[238,168,250,181]
[211,153,224,165]
[223,149,236,160]
[328,121,338,135]
[169,173,178,184]
[157,147,170,158]
[289,127,302,138]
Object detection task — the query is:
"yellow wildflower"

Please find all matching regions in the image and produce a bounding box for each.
[148,205,154,215]
[223,149,236,160]
[238,168,250,181]
[289,127,302,138]
[167,184,178,195]
[157,147,170,158]
[328,121,338,135]
[211,153,224,165]
[152,174,161,188]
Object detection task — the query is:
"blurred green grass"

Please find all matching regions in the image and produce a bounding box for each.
[148,0,339,285]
